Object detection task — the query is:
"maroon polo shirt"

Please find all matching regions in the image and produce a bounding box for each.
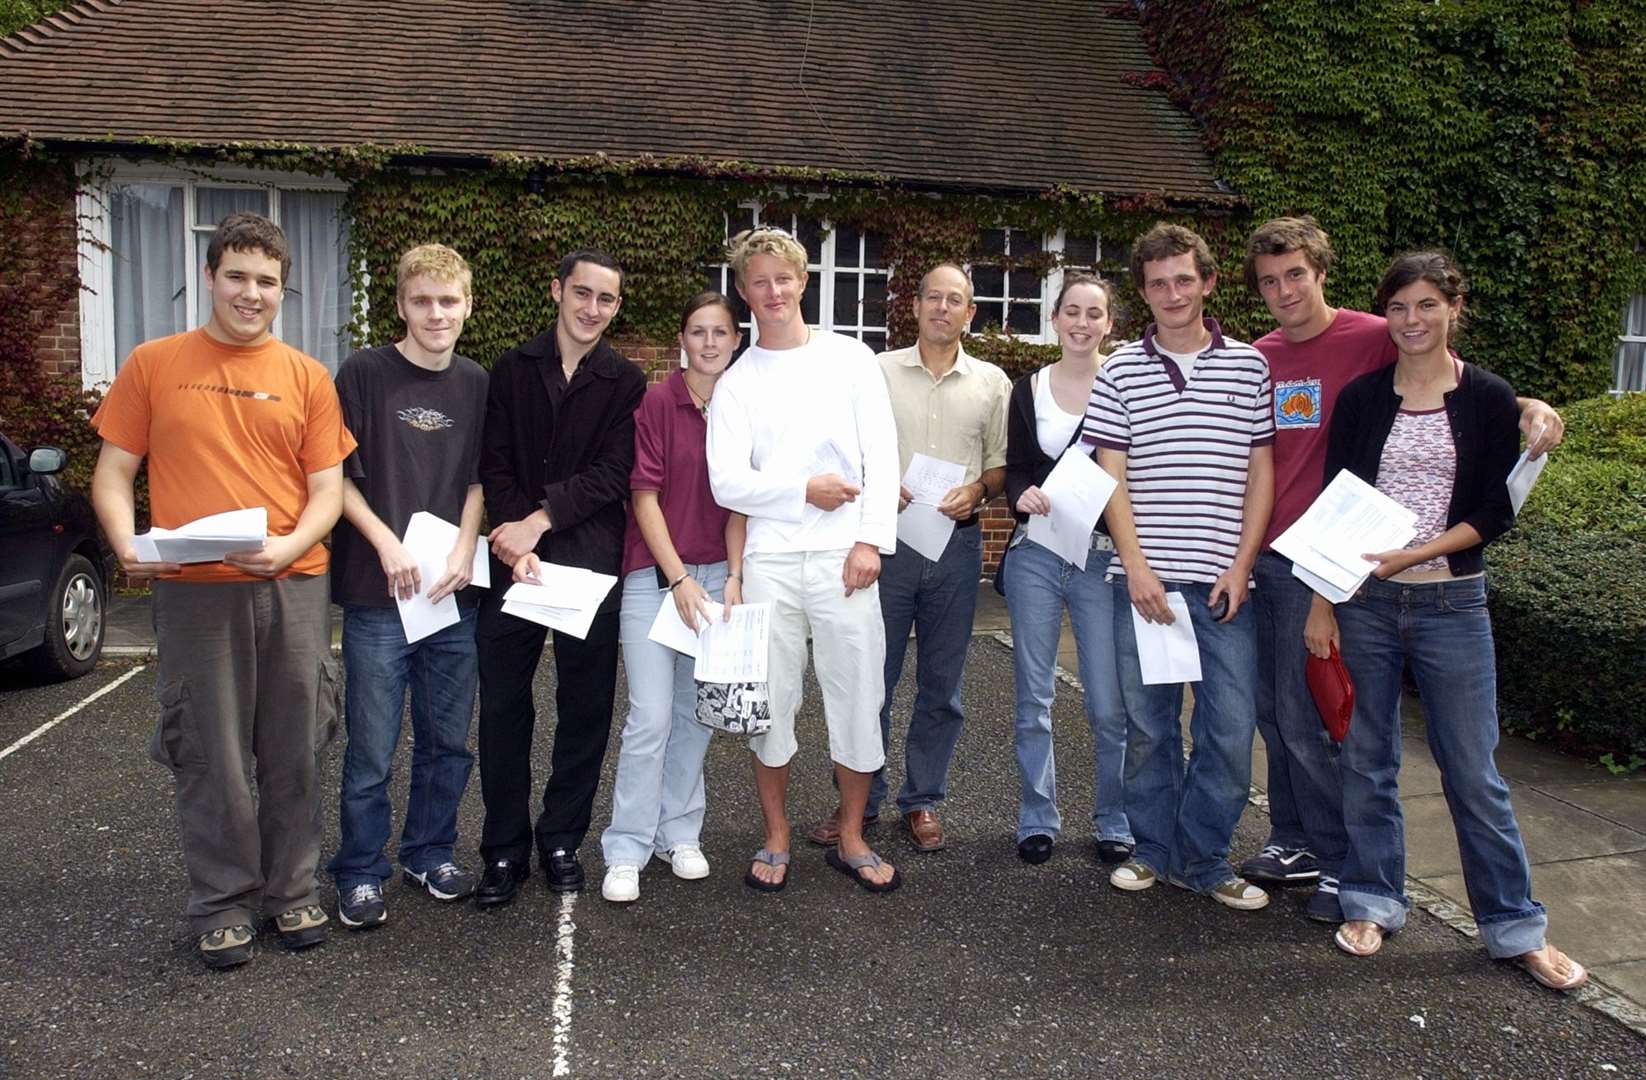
[621,369,732,575]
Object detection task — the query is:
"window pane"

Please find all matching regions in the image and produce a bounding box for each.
[796,217,824,265]
[863,331,887,354]
[835,223,861,268]
[979,228,1007,258]
[863,231,885,268]
[802,277,820,324]
[833,275,860,326]
[731,205,756,237]
[1014,230,1044,257]
[110,183,187,368]
[195,186,268,228]
[972,300,1004,332]
[863,276,887,327]
[972,266,1005,298]
[279,190,351,370]
[1009,268,1043,300]
[1008,301,1042,335]
[1065,234,1099,266]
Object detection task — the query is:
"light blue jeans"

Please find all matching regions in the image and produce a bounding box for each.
[1003,534,1132,845]
[600,563,725,868]
[1113,579,1258,892]
[1335,574,1546,958]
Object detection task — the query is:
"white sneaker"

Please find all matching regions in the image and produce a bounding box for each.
[601,865,640,903]
[657,844,710,880]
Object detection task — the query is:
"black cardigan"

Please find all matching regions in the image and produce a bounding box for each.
[1003,368,1102,528]
[1322,360,1519,577]
[479,329,647,609]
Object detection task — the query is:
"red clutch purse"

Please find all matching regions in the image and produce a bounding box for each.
[1306,643,1355,742]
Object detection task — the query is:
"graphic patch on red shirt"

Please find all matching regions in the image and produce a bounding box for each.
[1274,378,1323,429]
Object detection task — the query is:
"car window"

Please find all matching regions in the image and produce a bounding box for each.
[0,440,17,491]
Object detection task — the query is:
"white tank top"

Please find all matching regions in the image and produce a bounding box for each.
[1034,365,1083,459]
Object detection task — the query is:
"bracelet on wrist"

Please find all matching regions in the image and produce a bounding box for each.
[666,572,689,592]
[727,571,743,581]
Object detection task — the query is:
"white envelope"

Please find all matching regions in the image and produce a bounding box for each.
[1130,593,1202,685]
[131,506,268,564]
[896,502,954,561]
[395,512,492,645]
[1024,448,1117,570]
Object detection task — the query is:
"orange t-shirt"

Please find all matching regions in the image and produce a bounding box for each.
[92,328,358,583]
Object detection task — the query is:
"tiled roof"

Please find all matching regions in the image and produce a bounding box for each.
[0,0,1225,200]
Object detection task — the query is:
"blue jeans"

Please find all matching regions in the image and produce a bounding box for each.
[1114,579,1257,891]
[601,564,724,867]
[1253,552,1348,874]
[1004,535,1132,845]
[1335,575,1546,958]
[329,604,477,887]
[870,528,983,817]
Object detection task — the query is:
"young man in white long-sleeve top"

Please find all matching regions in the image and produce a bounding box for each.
[705,227,904,894]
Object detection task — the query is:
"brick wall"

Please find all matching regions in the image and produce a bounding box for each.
[21,191,82,380]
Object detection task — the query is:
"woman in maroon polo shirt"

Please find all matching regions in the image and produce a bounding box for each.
[598,293,747,904]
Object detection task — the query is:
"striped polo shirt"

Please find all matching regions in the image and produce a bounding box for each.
[1083,318,1274,585]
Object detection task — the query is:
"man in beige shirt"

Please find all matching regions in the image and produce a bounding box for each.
[809,263,1010,852]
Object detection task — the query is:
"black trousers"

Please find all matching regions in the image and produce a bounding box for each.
[476,590,621,862]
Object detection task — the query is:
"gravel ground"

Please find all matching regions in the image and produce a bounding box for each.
[0,637,1641,1079]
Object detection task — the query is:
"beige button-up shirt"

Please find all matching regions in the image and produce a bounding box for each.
[877,344,1011,490]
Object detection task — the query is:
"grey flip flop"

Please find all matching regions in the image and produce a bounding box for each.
[825,847,902,894]
[744,848,790,893]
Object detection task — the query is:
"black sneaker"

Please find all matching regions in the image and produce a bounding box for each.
[1305,877,1344,924]
[1238,845,1320,885]
[405,862,477,902]
[338,882,387,929]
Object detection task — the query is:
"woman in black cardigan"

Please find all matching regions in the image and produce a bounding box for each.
[1306,251,1584,990]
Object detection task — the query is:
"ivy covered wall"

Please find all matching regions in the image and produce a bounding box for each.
[1129,0,1646,403]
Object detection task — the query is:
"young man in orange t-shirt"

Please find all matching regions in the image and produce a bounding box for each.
[91,212,356,970]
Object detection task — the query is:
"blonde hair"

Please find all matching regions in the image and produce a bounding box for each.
[396,243,473,299]
[727,227,808,280]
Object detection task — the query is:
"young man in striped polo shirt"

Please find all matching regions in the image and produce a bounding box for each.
[1085,222,1275,911]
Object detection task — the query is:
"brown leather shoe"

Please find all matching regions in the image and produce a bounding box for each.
[806,805,879,846]
[903,809,945,852]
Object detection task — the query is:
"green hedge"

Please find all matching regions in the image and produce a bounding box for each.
[1489,523,1646,768]
[1489,393,1646,767]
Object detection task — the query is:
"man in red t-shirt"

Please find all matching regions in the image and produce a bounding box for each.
[91,212,354,970]
[1241,216,1562,923]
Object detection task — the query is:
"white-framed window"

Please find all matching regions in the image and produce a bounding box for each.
[1615,293,1645,394]
[968,228,1104,344]
[77,161,353,386]
[707,202,889,352]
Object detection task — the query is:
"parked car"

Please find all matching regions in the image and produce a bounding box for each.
[0,432,110,680]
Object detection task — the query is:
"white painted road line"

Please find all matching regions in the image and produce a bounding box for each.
[552,891,578,1077]
[0,664,148,763]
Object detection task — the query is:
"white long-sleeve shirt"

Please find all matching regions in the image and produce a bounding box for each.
[707,330,900,556]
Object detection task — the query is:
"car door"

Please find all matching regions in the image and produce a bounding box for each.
[0,433,55,654]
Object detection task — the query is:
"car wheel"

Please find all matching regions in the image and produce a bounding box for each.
[26,553,104,681]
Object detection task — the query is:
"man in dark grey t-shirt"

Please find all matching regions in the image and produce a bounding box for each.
[326,244,489,930]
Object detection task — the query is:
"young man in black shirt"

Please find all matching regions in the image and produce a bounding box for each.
[474,249,647,904]
[328,244,489,928]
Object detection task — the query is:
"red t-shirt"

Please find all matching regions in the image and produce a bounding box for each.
[620,370,732,575]
[1256,309,1394,549]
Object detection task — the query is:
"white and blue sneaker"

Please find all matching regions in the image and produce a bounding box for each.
[1238,845,1320,885]
[1305,876,1343,923]
[338,882,387,929]
[404,862,477,902]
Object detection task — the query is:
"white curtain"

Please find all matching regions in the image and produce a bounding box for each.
[280,191,351,371]
[109,184,186,368]
[1616,294,1646,393]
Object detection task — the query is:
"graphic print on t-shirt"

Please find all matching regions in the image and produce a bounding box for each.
[397,406,456,432]
[1274,378,1323,429]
